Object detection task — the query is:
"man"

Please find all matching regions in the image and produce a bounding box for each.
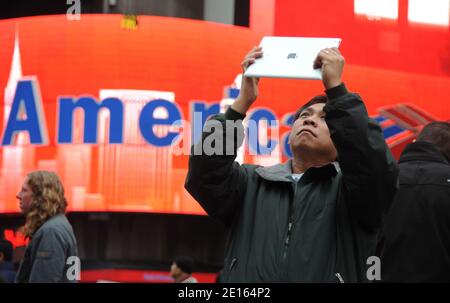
[15,171,78,283]
[170,256,198,283]
[185,46,398,282]
[379,122,450,282]
[0,239,16,283]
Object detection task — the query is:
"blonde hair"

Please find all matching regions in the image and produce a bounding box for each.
[22,171,67,238]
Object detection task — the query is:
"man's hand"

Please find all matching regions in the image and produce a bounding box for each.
[313,47,345,90]
[232,46,263,115]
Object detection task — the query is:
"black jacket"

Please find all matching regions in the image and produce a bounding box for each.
[379,141,450,282]
[16,214,78,283]
[185,84,398,282]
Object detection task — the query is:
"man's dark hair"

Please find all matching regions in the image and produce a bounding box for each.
[0,239,13,262]
[416,121,450,161]
[174,256,194,274]
[293,95,328,122]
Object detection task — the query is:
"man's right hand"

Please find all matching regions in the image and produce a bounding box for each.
[231,46,263,115]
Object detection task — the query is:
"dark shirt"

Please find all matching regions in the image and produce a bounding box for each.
[0,261,16,283]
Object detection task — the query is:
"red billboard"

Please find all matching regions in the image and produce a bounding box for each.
[0,13,448,215]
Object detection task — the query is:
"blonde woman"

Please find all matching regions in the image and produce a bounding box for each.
[15,171,78,283]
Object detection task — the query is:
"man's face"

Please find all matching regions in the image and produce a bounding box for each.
[289,103,337,160]
[16,177,34,214]
[170,262,181,279]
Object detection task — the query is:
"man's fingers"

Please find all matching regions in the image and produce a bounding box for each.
[241,48,263,71]
[241,58,256,71]
[313,57,322,69]
[246,46,263,58]
[329,47,342,56]
[248,46,262,54]
[246,51,263,60]
[327,47,345,64]
[254,51,264,58]
[323,47,343,59]
[322,48,334,57]
[242,52,262,67]
[313,52,326,69]
[314,47,343,68]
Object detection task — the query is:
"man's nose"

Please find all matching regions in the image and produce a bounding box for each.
[303,118,317,127]
[16,192,21,199]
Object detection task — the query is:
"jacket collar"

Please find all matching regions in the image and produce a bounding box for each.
[399,141,449,165]
[255,158,340,182]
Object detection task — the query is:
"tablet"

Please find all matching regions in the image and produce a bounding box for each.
[244,36,342,79]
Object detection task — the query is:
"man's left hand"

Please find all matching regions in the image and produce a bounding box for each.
[313,47,345,90]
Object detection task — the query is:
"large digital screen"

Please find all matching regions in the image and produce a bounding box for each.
[0,14,448,214]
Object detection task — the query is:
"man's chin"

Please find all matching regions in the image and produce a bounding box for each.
[292,141,316,152]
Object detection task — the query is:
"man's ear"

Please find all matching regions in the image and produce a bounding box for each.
[0,252,4,262]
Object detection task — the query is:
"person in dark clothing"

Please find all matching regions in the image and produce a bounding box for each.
[15,171,78,283]
[185,47,398,282]
[379,121,450,282]
[0,239,16,283]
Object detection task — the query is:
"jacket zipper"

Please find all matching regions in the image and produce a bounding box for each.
[229,258,237,271]
[283,181,297,260]
[335,272,345,283]
[283,217,294,259]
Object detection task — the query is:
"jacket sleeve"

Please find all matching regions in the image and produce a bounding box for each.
[324,84,399,232]
[184,107,249,226]
[29,229,67,283]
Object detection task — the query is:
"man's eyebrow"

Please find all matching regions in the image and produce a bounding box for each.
[301,107,313,114]
[299,105,326,116]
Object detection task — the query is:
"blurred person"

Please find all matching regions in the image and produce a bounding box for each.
[0,239,16,283]
[379,122,450,282]
[170,256,198,283]
[15,171,78,283]
[185,46,398,282]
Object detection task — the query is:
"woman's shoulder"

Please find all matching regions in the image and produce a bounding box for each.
[35,214,71,236]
